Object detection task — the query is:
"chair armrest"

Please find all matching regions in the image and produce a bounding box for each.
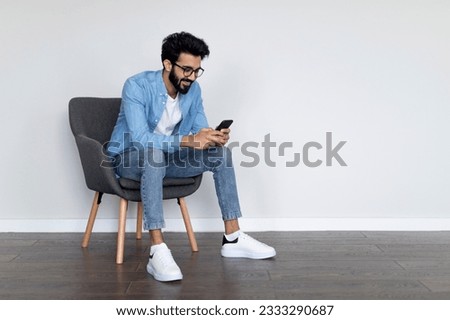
[74,134,124,196]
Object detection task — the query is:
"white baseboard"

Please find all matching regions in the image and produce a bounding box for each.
[2,218,450,232]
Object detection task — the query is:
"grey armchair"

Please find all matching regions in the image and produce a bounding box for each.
[69,97,202,264]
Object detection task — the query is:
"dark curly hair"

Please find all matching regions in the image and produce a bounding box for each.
[161,32,210,64]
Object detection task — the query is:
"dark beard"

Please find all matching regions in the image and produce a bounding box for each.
[169,69,193,94]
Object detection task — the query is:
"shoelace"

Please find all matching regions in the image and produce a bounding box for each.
[153,248,176,268]
[239,232,270,248]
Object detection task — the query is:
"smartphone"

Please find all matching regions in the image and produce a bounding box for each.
[215,119,233,131]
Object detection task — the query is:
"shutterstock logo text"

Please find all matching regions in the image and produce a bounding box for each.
[228,132,348,168]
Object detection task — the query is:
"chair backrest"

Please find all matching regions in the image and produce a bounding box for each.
[69,97,121,145]
[69,97,128,196]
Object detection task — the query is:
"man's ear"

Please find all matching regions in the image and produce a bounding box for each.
[163,59,172,72]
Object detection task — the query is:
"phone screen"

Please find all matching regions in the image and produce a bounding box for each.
[215,120,233,130]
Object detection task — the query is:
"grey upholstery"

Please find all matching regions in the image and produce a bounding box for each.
[68,97,203,202]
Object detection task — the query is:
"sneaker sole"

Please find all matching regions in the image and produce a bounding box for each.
[146,264,183,282]
[221,248,276,260]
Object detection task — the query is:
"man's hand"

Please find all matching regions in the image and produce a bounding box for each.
[181,128,231,149]
[215,127,230,145]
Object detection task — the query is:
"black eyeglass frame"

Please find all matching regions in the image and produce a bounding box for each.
[173,62,205,78]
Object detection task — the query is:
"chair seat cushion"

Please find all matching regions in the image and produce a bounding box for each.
[119,177,196,190]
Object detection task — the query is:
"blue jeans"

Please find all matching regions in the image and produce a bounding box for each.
[115,146,242,230]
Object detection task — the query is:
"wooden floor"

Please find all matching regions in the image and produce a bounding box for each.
[1,231,450,299]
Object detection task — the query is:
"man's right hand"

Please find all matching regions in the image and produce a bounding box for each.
[181,128,229,149]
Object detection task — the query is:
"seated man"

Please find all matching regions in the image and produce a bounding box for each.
[107,31,275,282]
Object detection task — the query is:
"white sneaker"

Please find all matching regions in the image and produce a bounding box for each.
[221,231,276,259]
[146,243,183,282]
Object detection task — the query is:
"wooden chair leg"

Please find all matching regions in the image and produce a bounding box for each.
[81,192,102,248]
[116,198,128,264]
[178,197,198,252]
[136,202,143,240]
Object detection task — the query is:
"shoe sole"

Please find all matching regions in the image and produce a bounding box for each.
[221,248,276,260]
[146,264,183,282]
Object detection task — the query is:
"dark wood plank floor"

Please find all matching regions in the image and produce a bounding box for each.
[1,231,450,299]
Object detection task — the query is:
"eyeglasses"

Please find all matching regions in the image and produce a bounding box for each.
[173,62,205,78]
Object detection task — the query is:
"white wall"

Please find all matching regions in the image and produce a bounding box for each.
[1,0,449,232]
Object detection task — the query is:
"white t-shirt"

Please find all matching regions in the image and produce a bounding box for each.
[154,94,182,136]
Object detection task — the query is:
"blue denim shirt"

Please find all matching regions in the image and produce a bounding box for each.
[107,70,209,156]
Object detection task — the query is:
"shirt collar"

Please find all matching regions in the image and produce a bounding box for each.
[156,69,167,96]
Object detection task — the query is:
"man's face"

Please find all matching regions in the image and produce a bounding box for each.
[169,53,202,94]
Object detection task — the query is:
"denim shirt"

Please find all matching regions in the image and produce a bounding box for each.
[107,70,209,156]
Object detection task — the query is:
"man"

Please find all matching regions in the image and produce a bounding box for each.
[107,32,275,282]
